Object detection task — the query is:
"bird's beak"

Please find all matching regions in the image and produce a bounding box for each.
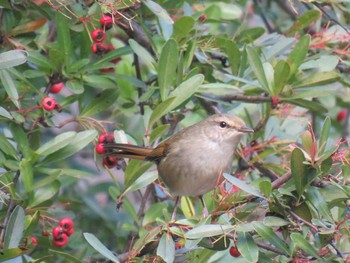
[237,126,254,133]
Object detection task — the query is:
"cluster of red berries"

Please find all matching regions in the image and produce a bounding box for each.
[52,218,74,247]
[91,14,121,73]
[96,133,119,168]
[41,82,65,111]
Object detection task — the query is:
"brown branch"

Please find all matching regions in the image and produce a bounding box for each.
[289,210,318,232]
[219,94,271,103]
[255,241,289,256]
[271,172,292,190]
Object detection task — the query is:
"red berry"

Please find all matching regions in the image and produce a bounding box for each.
[102,156,118,168]
[65,227,74,236]
[198,13,207,23]
[100,67,115,73]
[100,15,113,30]
[96,143,105,154]
[91,43,110,56]
[111,57,121,64]
[91,29,106,42]
[42,97,57,111]
[53,233,68,247]
[50,82,64,94]
[98,133,109,143]
[98,133,114,143]
[337,110,347,122]
[31,236,38,245]
[59,218,74,233]
[229,246,241,257]
[52,226,63,239]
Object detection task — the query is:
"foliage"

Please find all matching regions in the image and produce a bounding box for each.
[0,0,350,262]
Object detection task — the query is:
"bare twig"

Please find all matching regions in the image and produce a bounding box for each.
[219,94,271,103]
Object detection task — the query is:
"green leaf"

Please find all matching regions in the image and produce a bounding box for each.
[263,216,290,227]
[28,180,60,208]
[287,34,310,78]
[305,187,333,222]
[19,158,34,194]
[143,0,173,24]
[158,39,178,101]
[292,71,339,89]
[246,45,270,92]
[27,51,56,72]
[168,74,203,107]
[36,131,76,156]
[56,12,71,65]
[0,134,18,160]
[148,74,204,129]
[0,69,20,108]
[49,249,84,263]
[252,222,290,255]
[282,98,327,113]
[157,233,175,263]
[9,123,29,157]
[83,75,116,90]
[224,173,263,198]
[273,60,290,95]
[84,233,120,263]
[290,233,320,259]
[185,224,235,239]
[236,232,259,262]
[173,16,195,40]
[259,180,272,198]
[81,89,119,116]
[318,117,331,154]
[129,39,156,72]
[0,248,24,261]
[148,97,176,129]
[123,170,158,195]
[66,80,84,94]
[287,10,321,36]
[0,106,13,119]
[0,50,28,69]
[40,130,97,165]
[291,148,307,198]
[225,40,240,76]
[4,206,25,249]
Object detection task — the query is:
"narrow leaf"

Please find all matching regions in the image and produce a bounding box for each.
[273,60,290,95]
[4,206,25,249]
[56,12,71,65]
[81,89,119,116]
[287,35,310,78]
[158,39,178,100]
[224,173,263,198]
[0,69,20,108]
[287,10,321,36]
[84,233,120,263]
[129,39,156,72]
[236,232,259,262]
[19,158,34,194]
[36,131,76,156]
[291,148,307,198]
[0,50,28,69]
[252,222,290,255]
[157,234,175,263]
[246,45,270,92]
[143,0,173,24]
[290,233,320,258]
[173,16,195,40]
[318,117,331,154]
[28,181,60,208]
[185,224,235,239]
[123,170,158,195]
[305,187,333,222]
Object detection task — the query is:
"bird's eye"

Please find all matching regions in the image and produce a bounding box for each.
[219,121,227,128]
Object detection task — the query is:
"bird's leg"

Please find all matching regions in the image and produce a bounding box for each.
[200,196,209,218]
[171,196,180,222]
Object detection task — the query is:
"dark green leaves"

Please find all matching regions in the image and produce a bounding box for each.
[158,39,178,100]
[291,148,307,199]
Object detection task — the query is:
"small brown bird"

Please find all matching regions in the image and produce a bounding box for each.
[104,114,253,218]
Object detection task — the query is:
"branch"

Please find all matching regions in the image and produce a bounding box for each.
[218,94,271,103]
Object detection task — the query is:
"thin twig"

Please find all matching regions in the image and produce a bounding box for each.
[289,210,318,232]
[219,94,271,103]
